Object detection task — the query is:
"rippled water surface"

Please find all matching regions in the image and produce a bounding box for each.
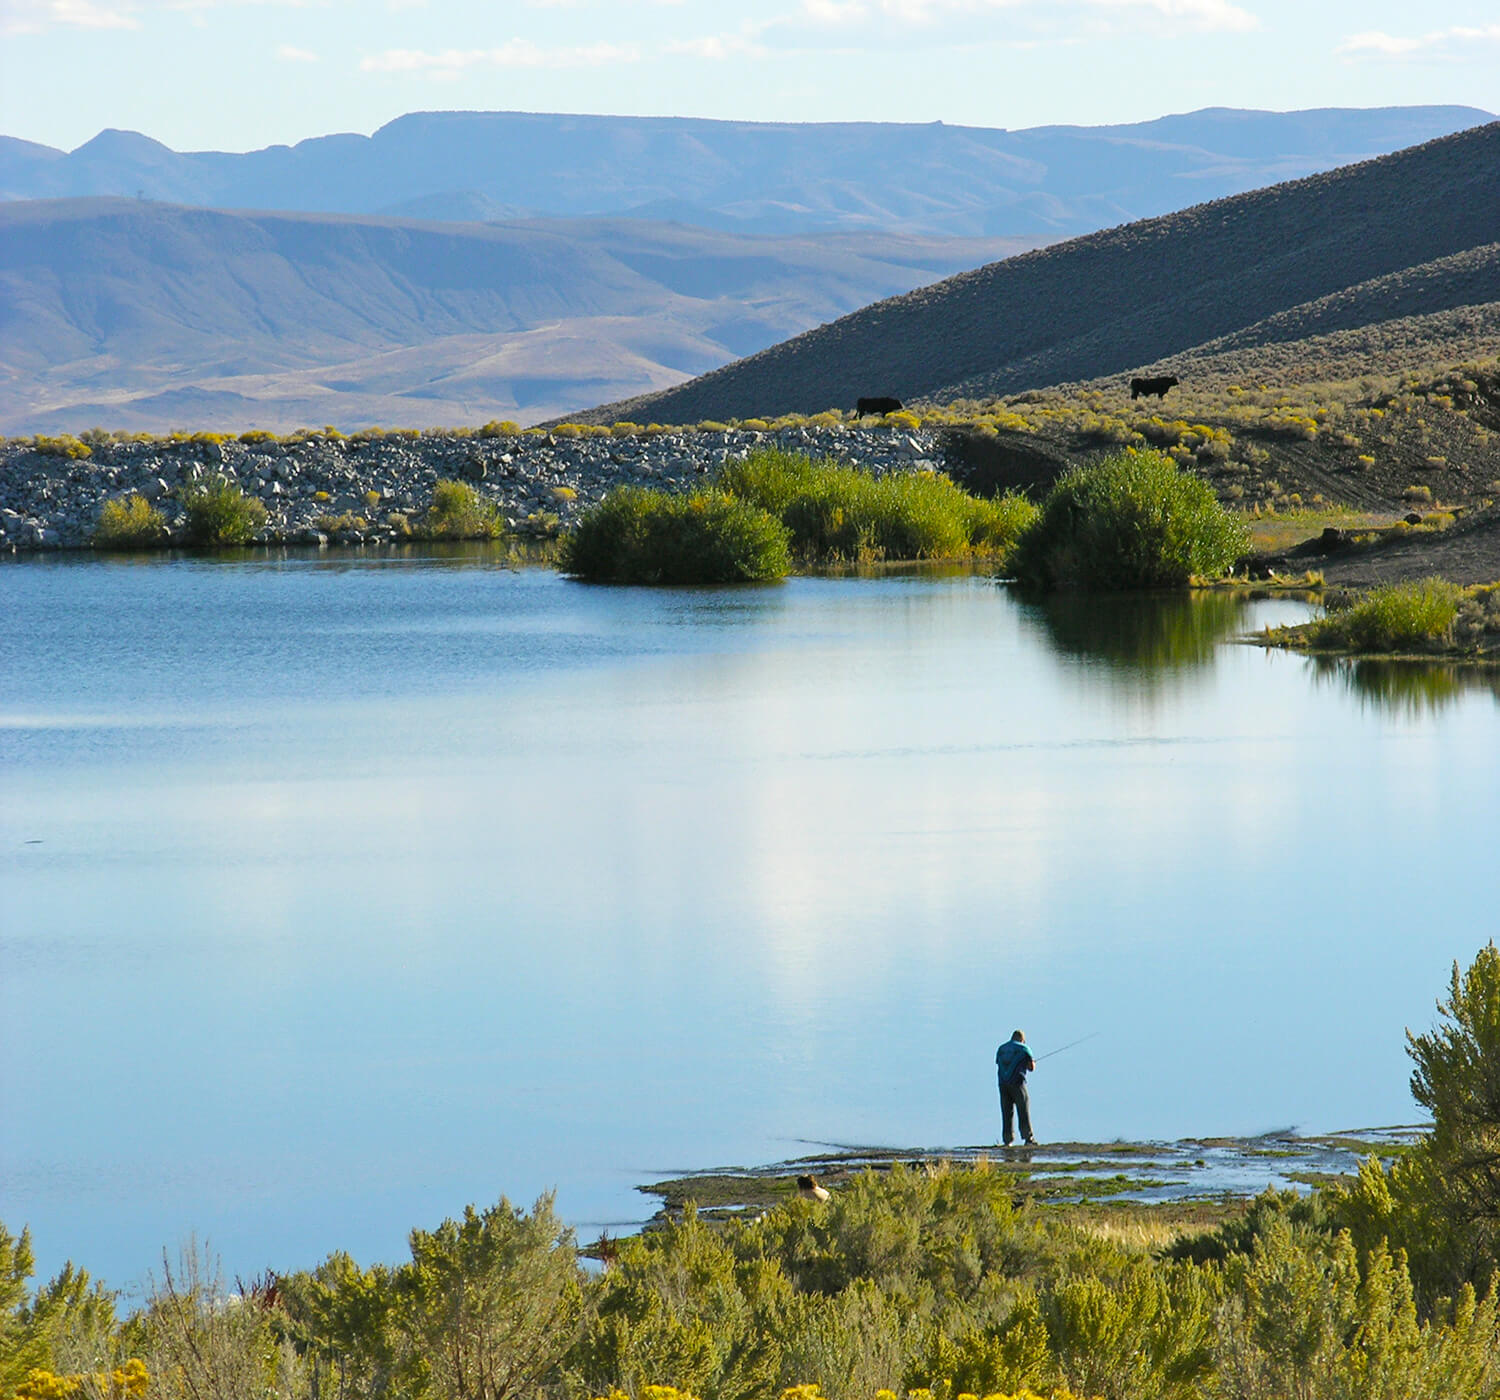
[3,551,1498,1290]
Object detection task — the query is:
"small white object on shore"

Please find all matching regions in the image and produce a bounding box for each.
[796,1173,831,1202]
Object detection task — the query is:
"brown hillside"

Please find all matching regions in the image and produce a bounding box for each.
[581,122,1500,426]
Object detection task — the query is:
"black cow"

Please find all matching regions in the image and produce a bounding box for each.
[1130,375,1179,401]
[856,396,903,416]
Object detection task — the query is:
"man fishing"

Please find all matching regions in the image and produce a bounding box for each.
[995,1029,1037,1146]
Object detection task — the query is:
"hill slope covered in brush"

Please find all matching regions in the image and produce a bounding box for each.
[586,122,1500,426]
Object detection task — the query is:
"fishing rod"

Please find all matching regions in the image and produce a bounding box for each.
[1034,1031,1101,1062]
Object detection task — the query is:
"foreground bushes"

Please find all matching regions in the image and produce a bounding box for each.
[7,1171,1500,1400]
[1010,450,1248,590]
[562,487,791,583]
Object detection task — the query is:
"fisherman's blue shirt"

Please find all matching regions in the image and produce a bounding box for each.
[996,1041,1033,1084]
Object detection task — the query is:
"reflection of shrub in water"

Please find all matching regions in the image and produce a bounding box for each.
[1310,656,1500,715]
[1029,592,1248,671]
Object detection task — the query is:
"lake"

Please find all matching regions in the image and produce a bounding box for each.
[3,550,1498,1294]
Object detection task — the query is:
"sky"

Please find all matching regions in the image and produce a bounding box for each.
[1,0,1497,153]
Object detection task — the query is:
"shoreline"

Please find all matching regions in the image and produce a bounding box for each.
[631,1126,1423,1234]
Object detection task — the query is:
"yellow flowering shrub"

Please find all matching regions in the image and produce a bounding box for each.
[592,1389,703,1400]
[592,1388,1097,1400]
[15,1360,148,1400]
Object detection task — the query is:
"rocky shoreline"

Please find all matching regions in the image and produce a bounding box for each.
[0,424,942,555]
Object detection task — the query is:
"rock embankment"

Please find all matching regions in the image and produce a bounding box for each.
[0,425,942,554]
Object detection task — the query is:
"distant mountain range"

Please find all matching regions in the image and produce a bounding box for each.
[589,122,1500,426]
[3,105,1496,434]
[0,203,1034,432]
[2,106,1491,239]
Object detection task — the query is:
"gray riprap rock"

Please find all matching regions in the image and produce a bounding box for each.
[0,423,940,553]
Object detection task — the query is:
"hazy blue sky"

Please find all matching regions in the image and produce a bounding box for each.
[2,0,1496,152]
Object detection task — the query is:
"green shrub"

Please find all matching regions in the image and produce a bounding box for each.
[1010,449,1249,590]
[561,487,790,584]
[965,492,1040,555]
[419,479,503,540]
[179,475,267,546]
[570,1210,785,1399]
[1306,578,1462,652]
[395,1197,583,1400]
[1040,1257,1216,1400]
[1210,1219,1500,1400]
[93,494,167,549]
[717,449,1033,564]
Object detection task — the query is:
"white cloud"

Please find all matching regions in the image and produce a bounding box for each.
[1339,24,1500,59]
[793,0,1255,35]
[276,40,316,59]
[1088,0,1258,33]
[665,32,768,59]
[2,0,139,31]
[800,0,868,22]
[360,38,643,74]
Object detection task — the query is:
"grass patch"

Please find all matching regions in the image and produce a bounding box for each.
[1268,579,1500,657]
[1011,448,1249,590]
[1239,506,1398,556]
[1306,578,1462,651]
[93,493,167,549]
[179,475,267,546]
[718,448,1035,564]
[562,487,791,584]
[418,479,504,540]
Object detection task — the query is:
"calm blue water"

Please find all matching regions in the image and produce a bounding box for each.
[3,551,1498,1293]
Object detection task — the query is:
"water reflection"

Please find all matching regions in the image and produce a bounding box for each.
[5,561,1499,1293]
[1020,590,1250,675]
[1308,656,1500,715]
[20,539,561,573]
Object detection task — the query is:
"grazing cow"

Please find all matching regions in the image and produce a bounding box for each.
[856,395,903,416]
[1130,375,1179,401]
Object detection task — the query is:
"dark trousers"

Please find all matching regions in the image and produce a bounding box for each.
[999,1078,1033,1145]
